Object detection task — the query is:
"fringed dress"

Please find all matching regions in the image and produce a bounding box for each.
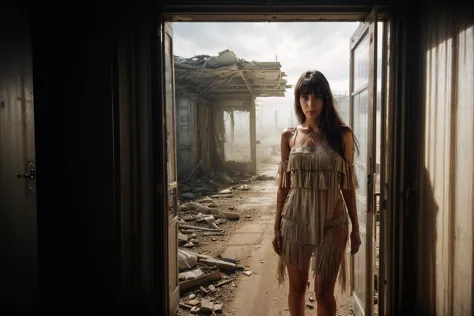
[275,129,358,292]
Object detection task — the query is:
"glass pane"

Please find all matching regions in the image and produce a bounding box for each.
[165,32,176,183]
[335,94,350,126]
[354,35,369,91]
[353,88,369,307]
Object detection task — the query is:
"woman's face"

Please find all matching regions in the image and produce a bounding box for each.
[299,93,323,120]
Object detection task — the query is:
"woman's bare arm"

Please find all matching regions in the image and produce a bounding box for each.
[274,128,292,235]
[341,130,361,254]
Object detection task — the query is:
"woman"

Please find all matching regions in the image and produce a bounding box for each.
[272,70,362,316]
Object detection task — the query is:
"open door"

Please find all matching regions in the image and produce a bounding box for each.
[0,12,38,311]
[162,20,180,315]
[349,6,378,316]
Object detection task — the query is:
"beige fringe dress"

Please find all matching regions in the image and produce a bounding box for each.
[275,132,357,292]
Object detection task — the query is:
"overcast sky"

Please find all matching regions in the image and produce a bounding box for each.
[173,22,359,129]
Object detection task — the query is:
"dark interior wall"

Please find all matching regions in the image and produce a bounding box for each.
[0,2,38,312]
[30,2,168,314]
[393,1,423,314]
[32,2,120,312]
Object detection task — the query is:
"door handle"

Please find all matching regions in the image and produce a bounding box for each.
[16,173,35,179]
[16,162,36,180]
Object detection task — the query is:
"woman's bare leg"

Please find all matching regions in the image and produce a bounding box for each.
[314,225,348,316]
[287,265,309,316]
[314,273,337,316]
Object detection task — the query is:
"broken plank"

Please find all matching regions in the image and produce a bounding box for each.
[198,258,236,273]
[215,279,235,287]
[186,202,240,220]
[179,302,193,310]
[178,224,223,232]
[210,194,233,199]
[202,231,225,236]
[179,271,222,295]
[180,229,200,234]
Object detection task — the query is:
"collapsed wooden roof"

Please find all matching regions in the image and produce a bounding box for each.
[174,49,290,108]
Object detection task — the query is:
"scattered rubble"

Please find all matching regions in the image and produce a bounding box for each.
[177,249,245,314]
[176,169,259,315]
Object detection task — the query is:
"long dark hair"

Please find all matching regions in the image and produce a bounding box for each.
[294,70,359,158]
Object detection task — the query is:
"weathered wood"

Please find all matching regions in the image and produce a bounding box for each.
[198,258,236,273]
[178,224,223,232]
[210,194,233,199]
[179,271,222,295]
[215,279,235,287]
[179,302,193,310]
[202,231,225,236]
[186,201,240,220]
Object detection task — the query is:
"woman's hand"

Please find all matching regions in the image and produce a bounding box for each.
[350,229,362,255]
[272,231,282,255]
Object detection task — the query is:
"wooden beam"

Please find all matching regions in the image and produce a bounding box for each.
[198,72,239,95]
[249,102,257,174]
[238,69,255,98]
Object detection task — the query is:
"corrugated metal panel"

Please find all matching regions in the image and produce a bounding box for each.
[417,3,474,315]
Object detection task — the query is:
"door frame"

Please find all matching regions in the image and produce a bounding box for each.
[348,7,377,315]
[154,5,398,315]
[161,20,180,315]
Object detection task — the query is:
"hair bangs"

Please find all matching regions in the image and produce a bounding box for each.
[296,76,323,97]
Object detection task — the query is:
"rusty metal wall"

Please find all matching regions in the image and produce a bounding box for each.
[416,1,474,314]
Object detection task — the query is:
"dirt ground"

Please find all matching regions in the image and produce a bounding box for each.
[176,157,354,316]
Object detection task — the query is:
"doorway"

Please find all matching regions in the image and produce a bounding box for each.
[158,6,395,315]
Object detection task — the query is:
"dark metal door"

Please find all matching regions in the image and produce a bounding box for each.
[0,17,38,310]
[349,6,378,316]
[162,20,180,315]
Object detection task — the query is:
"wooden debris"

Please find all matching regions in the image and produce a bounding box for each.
[218,188,232,195]
[178,224,224,232]
[198,258,236,273]
[202,231,225,236]
[215,279,234,287]
[179,302,193,310]
[210,194,233,199]
[186,201,240,220]
[179,271,222,295]
[200,286,209,295]
[180,229,200,234]
[216,255,238,264]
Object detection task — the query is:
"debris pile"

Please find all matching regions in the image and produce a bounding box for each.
[176,169,258,314]
[178,248,248,314]
[179,169,254,202]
